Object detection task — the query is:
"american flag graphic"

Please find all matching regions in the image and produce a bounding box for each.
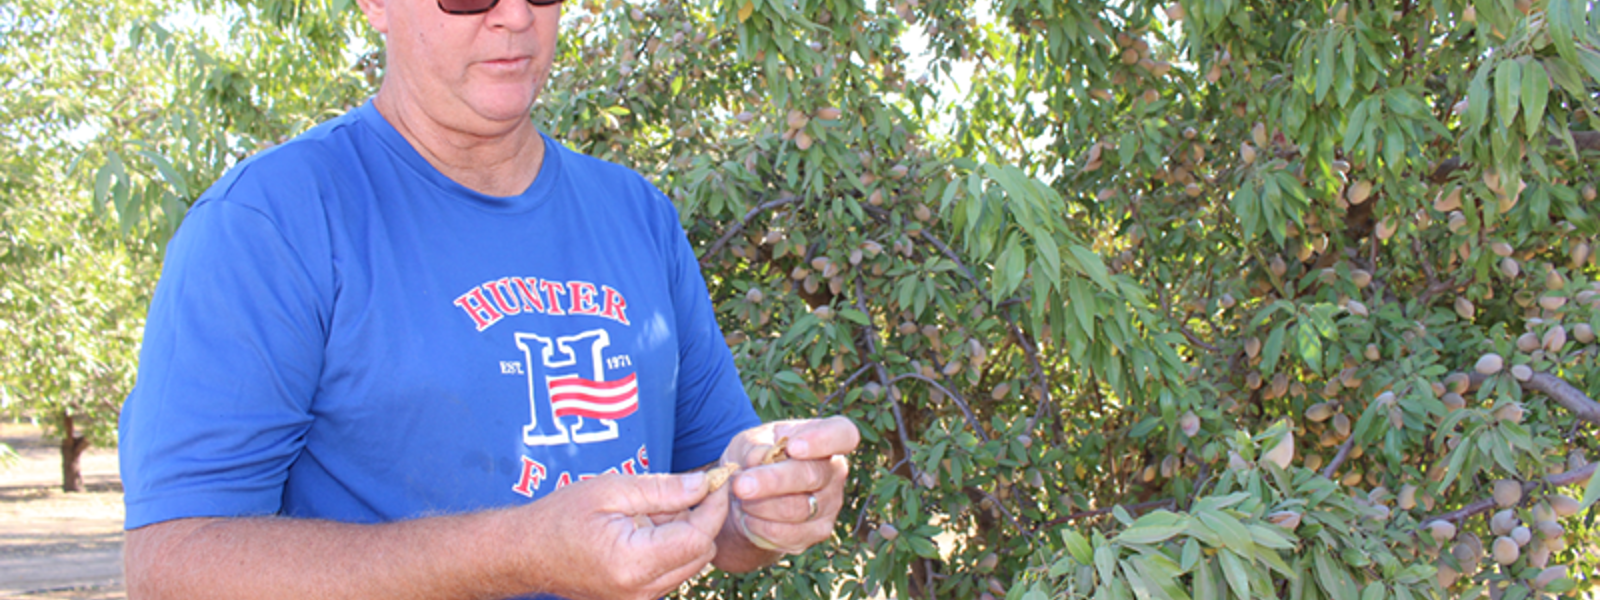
[547,373,639,420]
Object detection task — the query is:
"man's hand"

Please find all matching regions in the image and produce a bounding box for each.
[713,416,860,570]
[124,471,731,600]
[525,471,730,600]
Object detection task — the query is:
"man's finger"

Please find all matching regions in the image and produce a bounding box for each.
[775,416,861,460]
[738,511,834,554]
[639,536,719,598]
[734,457,836,500]
[688,480,731,537]
[600,471,712,516]
[627,486,725,585]
[740,488,834,523]
[627,516,718,587]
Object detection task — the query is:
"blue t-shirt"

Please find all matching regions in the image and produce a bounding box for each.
[120,101,760,531]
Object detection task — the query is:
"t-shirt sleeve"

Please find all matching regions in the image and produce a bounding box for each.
[119,186,333,530]
[661,201,762,473]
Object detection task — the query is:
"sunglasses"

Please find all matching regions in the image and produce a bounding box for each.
[437,0,560,15]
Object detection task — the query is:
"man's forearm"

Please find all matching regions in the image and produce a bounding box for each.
[126,508,540,600]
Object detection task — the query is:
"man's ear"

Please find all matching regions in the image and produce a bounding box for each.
[354,0,390,34]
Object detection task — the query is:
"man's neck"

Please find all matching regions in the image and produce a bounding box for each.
[373,90,546,198]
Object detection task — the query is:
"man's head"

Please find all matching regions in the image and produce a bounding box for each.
[356,0,561,136]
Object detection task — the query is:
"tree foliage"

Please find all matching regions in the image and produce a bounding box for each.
[0,0,371,489]
[0,0,169,489]
[72,0,1600,596]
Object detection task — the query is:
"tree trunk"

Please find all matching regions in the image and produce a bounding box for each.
[59,411,90,493]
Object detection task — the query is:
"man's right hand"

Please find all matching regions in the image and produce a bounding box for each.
[518,470,730,600]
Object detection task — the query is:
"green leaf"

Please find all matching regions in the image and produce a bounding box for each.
[1232,183,1260,239]
[907,535,939,559]
[1095,541,1119,584]
[1360,582,1385,600]
[1068,277,1097,342]
[1313,547,1355,599]
[1034,233,1062,286]
[1050,557,1075,578]
[1521,60,1549,139]
[1467,64,1492,133]
[774,370,807,386]
[1117,521,1189,545]
[1545,58,1587,101]
[1132,553,1194,600]
[839,308,870,326]
[1195,492,1254,511]
[1122,562,1159,600]
[1580,462,1600,510]
[1068,244,1114,291]
[1181,538,1201,571]
[1343,98,1370,151]
[1315,31,1338,103]
[1218,549,1251,600]
[1113,504,1135,526]
[93,162,114,215]
[1546,577,1577,593]
[1196,508,1254,553]
[1063,528,1094,565]
[1294,323,1324,374]
[1548,0,1579,62]
[996,235,1026,298]
[1494,59,1523,130]
[1246,523,1295,550]
[1260,323,1287,375]
[1382,126,1404,171]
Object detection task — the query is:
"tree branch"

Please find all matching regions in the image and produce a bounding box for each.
[905,225,1056,435]
[1420,368,1599,525]
[697,195,799,266]
[970,487,1040,542]
[1179,324,1221,353]
[855,278,921,482]
[1424,463,1596,525]
[819,364,873,413]
[1322,434,1358,480]
[1524,371,1600,425]
[917,228,989,303]
[1469,370,1600,425]
[853,455,910,537]
[888,372,989,443]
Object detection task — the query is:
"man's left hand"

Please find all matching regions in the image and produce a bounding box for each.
[713,416,859,568]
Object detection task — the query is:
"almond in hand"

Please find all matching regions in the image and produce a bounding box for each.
[706,462,742,491]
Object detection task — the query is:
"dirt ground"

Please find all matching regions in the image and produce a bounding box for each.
[0,422,125,599]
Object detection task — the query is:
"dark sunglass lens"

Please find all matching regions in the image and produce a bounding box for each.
[437,0,498,14]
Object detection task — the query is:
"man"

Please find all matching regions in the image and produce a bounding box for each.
[116,0,859,596]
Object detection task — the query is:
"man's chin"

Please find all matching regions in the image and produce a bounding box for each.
[461,96,540,130]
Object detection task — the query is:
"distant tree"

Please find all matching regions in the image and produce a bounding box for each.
[0,0,373,491]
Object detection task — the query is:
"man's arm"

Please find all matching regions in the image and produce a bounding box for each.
[125,472,728,600]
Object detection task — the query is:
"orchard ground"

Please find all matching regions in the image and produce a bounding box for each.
[0,422,124,599]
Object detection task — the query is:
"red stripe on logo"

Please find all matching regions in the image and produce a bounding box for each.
[548,373,638,420]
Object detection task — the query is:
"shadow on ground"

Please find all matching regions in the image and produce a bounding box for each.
[0,423,125,600]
